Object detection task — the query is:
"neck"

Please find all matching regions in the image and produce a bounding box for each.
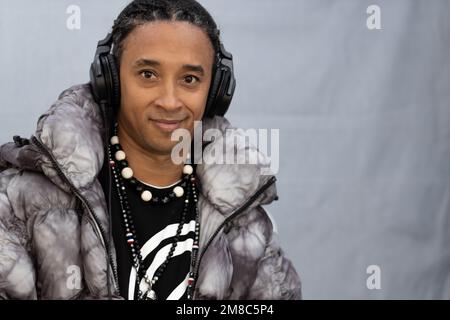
[117,128,183,188]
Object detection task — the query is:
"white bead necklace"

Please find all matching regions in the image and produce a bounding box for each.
[110,134,193,205]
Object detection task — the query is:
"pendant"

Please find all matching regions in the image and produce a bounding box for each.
[144,289,157,300]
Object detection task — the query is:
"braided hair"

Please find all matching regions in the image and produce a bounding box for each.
[111,0,221,65]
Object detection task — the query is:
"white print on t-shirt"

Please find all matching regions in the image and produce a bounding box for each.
[128,220,196,300]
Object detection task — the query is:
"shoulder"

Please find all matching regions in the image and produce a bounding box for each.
[56,83,94,105]
[1,169,73,221]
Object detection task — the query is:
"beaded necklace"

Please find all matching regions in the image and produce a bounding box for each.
[107,132,200,300]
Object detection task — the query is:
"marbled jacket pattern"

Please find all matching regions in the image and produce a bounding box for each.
[0,84,301,300]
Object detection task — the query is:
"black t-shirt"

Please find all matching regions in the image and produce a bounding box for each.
[98,160,196,300]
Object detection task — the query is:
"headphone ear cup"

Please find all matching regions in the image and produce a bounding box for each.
[203,68,223,119]
[89,57,108,105]
[106,55,121,113]
[214,71,233,116]
[203,43,236,119]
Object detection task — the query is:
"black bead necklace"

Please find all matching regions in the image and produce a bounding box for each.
[107,131,201,300]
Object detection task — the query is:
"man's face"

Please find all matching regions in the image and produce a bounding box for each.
[118,21,215,155]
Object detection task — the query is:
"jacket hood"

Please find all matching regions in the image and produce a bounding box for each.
[0,84,277,216]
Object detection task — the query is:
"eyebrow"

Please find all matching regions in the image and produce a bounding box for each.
[132,58,205,76]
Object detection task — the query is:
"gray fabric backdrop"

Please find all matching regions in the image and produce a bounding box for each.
[1,0,449,299]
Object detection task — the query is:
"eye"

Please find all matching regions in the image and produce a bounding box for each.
[184,75,200,85]
[140,70,156,79]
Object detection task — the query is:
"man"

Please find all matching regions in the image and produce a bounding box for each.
[0,0,301,300]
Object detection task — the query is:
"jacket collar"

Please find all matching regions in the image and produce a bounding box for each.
[2,83,277,216]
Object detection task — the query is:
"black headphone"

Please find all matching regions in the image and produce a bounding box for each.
[89,32,236,121]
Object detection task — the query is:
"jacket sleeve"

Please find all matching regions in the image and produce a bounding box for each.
[225,204,302,300]
[0,169,37,299]
[246,206,302,300]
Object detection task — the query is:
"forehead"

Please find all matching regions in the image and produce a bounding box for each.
[121,21,215,68]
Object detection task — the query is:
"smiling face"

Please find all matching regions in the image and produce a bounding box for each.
[117,21,215,156]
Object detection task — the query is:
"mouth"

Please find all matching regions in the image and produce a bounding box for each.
[149,118,184,132]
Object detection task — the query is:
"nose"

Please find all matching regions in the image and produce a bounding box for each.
[154,79,183,112]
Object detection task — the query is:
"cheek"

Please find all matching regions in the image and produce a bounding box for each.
[190,85,211,120]
[119,73,149,120]
[185,98,205,122]
[193,99,207,120]
[120,71,142,103]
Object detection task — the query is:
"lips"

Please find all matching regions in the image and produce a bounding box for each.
[150,118,183,132]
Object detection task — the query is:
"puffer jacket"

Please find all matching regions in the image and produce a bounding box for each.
[0,84,301,300]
